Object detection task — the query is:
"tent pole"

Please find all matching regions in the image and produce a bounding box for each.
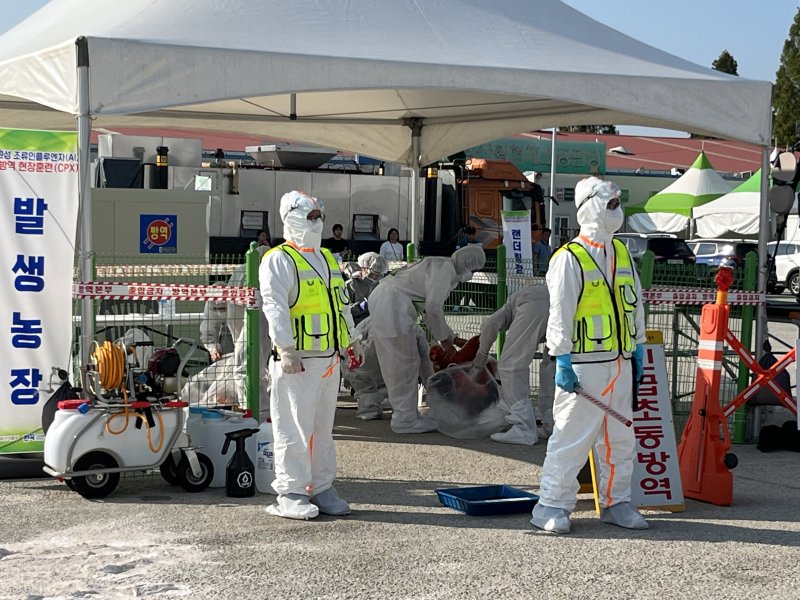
[76,37,95,369]
[407,118,423,257]
[548,128,556,239]
[754,147,770,361]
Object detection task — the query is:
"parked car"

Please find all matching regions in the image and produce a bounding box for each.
[688,238,780,293]
[615,233,696,264]
[767,241,800,295]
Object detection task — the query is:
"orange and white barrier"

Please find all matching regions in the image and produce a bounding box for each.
[642,289,765,305]
[73,282,255,305]
[677,267,796,506]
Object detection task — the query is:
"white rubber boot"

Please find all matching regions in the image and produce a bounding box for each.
[310,486,351,516]
[265,493,320,520]
[490,423,538,445]
[599,502,649,529]
[391,415,438,434]
[530,502,571,534]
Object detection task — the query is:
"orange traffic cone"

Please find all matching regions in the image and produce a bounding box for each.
[677,268,736,506]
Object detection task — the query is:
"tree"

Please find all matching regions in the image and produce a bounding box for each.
[559,125,617,134]
[691,50,739,138]
[712,50,738,76]
[773,7,800,148]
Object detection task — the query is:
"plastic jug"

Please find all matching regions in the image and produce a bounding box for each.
[255,419,276,494]
[221,428,258,498]
[186,407,258,488]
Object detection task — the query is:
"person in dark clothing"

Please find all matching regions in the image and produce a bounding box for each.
[322,223,350,256]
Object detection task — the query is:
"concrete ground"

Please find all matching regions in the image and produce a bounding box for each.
[1,400,799,600]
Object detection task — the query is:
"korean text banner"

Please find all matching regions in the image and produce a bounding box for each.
[501,210,533,290]
[0,128,78,454]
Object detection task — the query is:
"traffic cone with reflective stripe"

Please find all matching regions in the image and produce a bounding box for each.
[677,267,735,506]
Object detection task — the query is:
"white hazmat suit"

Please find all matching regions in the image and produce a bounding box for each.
[260,191,362,520]
[346,252,389,325]
[531,177,648,534]
[343,316,432,420]
[473,284,554,445]
[369,246,485,433]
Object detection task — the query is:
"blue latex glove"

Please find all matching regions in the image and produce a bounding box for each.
[358,299,368,311]
[555,354,578,393]
[632,345,644,382]
[632,345,644,402]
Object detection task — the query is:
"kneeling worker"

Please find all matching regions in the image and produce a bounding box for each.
[471,284,554,445]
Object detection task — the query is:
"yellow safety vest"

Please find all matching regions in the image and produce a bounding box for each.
[266,243,350,352]
[554,238,638,363]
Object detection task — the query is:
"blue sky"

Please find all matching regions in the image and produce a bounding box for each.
[2,1,799,136]
[562,0,799,83]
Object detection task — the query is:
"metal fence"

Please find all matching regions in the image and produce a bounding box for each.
[71,244,765,440]
[74,252,250,414]
[638,253,758,439]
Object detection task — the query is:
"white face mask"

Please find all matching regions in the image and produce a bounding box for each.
[283,212,324,248]
[600,207,625,235]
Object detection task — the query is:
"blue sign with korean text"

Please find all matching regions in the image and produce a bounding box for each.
[140,214,177,254]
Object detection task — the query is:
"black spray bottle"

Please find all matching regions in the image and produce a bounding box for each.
[221,428,259,497]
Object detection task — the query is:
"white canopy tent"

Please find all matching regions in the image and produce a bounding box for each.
[693,170,766,239]
[0,0,775,360]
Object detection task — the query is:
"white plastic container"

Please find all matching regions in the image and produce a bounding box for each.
[44,403,183,475]
[255,419,276,494]
[186,407,258,488]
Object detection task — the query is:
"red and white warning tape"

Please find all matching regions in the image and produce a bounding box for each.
[642,289,765,305]
[73,282,255,305]
[94,264,242,277]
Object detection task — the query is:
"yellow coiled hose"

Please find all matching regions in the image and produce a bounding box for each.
[91,340,164,453]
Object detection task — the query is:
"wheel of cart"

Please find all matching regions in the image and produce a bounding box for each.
[159,451,181,486]
[173,449,214,492]
[68,451,121,499]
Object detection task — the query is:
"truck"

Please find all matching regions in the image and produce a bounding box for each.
[422,157,546,252]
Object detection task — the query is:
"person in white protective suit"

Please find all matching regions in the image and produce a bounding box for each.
[344,316,433,420]
[347,252,389,325]
[199,293,234,362]
[470,284,555,445]
[260,190,365,520]
[368,245,485,433]
[530,177,648,534]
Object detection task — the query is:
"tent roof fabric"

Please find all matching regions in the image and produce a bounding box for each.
[0,0,773,165]
[692,170,766,238]
[626,151,733,217]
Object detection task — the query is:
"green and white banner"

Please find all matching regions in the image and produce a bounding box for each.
[0,128,78,454]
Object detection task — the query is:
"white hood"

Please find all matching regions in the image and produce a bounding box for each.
[279,190,325,249]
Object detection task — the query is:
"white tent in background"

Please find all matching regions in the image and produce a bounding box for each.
[626,152,734,234]
[692,170,766,238]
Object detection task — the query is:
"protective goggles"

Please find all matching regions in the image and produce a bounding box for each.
[588,181,622,210]
[286,194,325,220]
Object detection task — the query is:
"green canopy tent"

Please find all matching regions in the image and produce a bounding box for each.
[626,152,733,234]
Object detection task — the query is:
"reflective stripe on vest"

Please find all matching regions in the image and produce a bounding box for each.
[267,243,350,352]
[556,238,638,363]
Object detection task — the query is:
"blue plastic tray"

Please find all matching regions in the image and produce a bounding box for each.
[436,485,539,516]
